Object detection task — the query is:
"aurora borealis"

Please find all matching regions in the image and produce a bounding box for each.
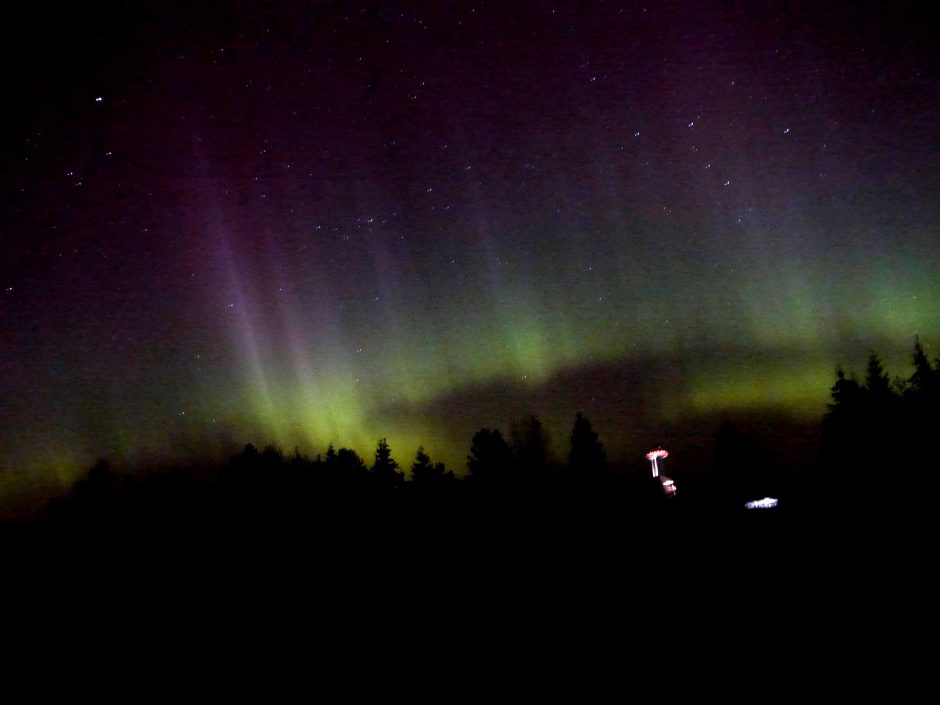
[2,1,938,504]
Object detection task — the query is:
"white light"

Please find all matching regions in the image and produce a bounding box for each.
[646,448,668,478]
[745,497,779,510]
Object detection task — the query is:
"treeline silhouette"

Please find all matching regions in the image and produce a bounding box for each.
[8,337,936,555]
[3,339,934,634]
[42,412,650,533]
[821,337,939,511]
[28,409,694,581]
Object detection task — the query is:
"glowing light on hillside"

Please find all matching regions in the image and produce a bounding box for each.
[645,448,668,477]
[745,497,779,510]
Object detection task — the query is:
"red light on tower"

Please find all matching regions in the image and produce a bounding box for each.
[645,448,668,477]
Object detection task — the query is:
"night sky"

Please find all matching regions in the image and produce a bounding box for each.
[2,1,938,502]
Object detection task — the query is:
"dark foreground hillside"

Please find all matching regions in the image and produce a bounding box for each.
[1,455,929,693]
[1,460,921,593]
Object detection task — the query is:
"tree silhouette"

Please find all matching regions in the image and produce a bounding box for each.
[69,458,120,522]
[822,368,865,477]
[567,412,606,483]
[904,337,940,492]
[864,352,896,407]
[325,443,338,465]
[907,337,940,400]
[318,444,369,491]
[510,415,552,484]
[467,428,511,483]
[830,369,864,411]
[823,348,915,503]
[410,446,453,488]
[371,437,404,489]
[863,352,901,472]
[333,446,366,478]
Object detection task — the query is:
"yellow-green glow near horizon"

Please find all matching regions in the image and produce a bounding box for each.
[683,363,835,418]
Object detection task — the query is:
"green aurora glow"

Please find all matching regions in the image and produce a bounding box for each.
[1,2,937,507]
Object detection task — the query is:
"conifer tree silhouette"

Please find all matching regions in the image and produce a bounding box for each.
[467,428,511,483]
[372,438,404,488]
[568,412,606,482]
